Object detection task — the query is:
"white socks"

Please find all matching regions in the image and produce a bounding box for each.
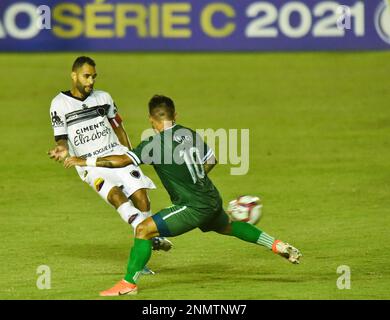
[117,202,146,230]
[117,202,149,229]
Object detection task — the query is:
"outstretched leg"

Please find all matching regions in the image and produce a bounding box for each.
[216,221,302,264]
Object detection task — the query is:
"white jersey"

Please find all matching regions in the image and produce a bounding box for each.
[50,89,129,178]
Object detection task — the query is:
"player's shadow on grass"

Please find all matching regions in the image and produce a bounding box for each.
[58,243,131,263]
[149,264,303,284]
[59,243,303,284]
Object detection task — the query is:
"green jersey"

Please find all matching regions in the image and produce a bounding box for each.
[128,124,222,210]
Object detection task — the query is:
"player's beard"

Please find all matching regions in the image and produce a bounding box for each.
[76,82,93,98]
[84,85,93,95]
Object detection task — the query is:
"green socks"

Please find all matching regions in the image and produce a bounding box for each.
[230,221,275,250]
[124,238,152,284]
[231,221,261,242]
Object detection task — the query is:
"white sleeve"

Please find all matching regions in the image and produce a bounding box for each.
[50,100,67,137]
[105,93,119,119]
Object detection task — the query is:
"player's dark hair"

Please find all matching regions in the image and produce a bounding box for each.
[72,56,96,71]
[148,95,175,120]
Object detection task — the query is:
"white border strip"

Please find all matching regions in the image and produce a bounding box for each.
[202,149,214,163]
[127,151,141,165]
[163,206,187,220]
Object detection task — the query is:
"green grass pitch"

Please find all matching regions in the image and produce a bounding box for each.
[0,52,389,300]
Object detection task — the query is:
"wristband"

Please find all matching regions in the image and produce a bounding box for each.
[86,157,97,167]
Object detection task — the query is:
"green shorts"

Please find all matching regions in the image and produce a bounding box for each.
[152,204,230,237]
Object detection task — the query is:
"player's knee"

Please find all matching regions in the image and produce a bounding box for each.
[135,221,150,239]
[135,197,150,212]
[135,218,156,240]
[107,187,127,209]
[130,190,150,212]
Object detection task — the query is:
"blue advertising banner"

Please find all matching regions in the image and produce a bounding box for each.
[0,0,389,51]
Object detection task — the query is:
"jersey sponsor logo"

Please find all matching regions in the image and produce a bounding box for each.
[79,142,120,158]
[92,142,119,156]
[128,213,138,224]
[94,177,105,192]
[130,170,141,179]
[173,134,192,144]
[73,121,111,147]
[51,111,64,127]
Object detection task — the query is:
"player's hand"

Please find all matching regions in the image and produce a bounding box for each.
[48,145,69,162]
[64,156,86,168]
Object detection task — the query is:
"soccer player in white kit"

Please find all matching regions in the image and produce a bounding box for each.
[48,57,172,272]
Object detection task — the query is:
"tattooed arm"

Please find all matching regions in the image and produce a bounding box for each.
[64,154,133,169]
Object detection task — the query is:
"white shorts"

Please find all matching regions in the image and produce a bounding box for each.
[79,165,156,203]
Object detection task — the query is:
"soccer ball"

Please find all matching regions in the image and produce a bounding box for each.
[227,195,263,225]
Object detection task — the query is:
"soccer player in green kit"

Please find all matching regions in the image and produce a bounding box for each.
[65,95,302,296]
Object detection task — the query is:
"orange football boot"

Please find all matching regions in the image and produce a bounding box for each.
[100,279,138,296]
